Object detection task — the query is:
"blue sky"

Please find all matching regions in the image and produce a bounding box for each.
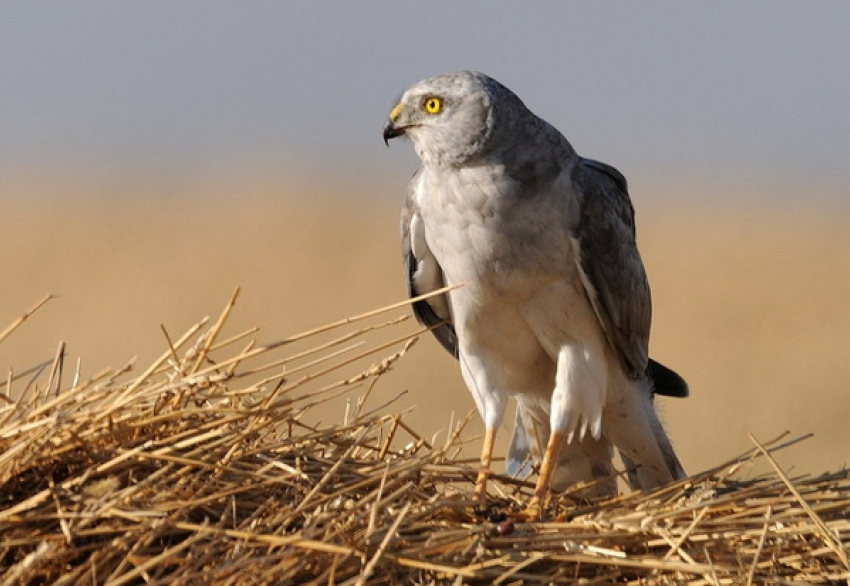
[2,2,848,201]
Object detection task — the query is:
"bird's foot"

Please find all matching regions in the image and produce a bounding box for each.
[511,495,545,522]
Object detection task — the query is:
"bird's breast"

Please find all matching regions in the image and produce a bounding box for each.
[416,167,579,302]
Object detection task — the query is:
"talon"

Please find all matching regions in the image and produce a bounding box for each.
[512,496,544,521]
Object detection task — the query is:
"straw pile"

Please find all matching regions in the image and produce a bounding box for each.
[1,290,849,585]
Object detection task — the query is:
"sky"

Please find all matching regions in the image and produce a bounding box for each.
[1,2,848,202]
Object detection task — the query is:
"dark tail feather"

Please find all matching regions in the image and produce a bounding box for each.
[648,359,689,398]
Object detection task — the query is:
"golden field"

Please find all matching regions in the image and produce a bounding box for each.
[2,172,849,478]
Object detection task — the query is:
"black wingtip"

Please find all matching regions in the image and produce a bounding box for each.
[648,359,689,398]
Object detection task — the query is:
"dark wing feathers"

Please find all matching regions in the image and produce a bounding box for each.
[572,158,651,380]
[647,358,689,398]
[405,253,459,357]
[400,176,459,358]
[573,159,688,397]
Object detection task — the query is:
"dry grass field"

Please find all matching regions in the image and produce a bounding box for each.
[2,172,849,479]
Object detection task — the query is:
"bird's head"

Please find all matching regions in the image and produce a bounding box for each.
[383,71,521,166]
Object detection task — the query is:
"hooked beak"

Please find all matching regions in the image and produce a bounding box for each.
[382,120,405,146]
[382,102,405,146]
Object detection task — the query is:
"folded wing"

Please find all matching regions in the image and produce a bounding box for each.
[401,172,458,357]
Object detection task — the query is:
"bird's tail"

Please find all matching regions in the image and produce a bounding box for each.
[646,359,688,480]
[606,371,686,490]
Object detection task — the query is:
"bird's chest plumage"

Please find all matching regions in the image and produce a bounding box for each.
[415,166,579,303]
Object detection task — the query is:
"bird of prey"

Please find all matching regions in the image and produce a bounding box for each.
[383,71,687,512]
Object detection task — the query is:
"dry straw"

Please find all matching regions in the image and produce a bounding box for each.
[1,289,848,585]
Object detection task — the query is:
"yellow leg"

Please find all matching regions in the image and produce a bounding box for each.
[474,427,496,504]
[520,430,566,520]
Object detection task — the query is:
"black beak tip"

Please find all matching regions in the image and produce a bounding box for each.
[382,121,403,147]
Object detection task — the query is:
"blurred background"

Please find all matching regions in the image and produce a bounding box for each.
[1,2,848,477]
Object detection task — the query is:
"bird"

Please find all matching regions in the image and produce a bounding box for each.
[383,71,687,514]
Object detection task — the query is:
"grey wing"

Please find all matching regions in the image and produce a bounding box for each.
[401,171,459,358]
[570,158,651,379]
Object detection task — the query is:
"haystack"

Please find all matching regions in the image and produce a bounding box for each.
[1,290,848,585]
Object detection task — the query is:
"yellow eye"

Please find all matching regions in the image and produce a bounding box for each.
[423,97,443,114]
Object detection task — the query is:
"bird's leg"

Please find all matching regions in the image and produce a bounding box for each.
[519,429,566,520]
[514,342,607,520]
[457,348,507,508]
[474,426,496,504]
